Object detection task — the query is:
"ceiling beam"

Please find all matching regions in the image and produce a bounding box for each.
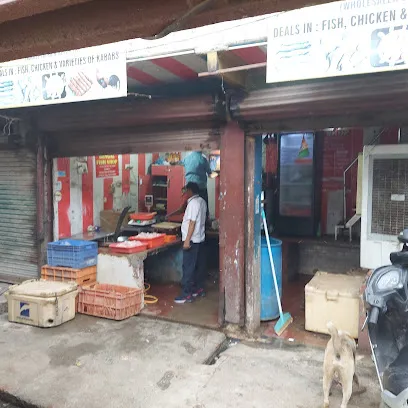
[206,51,247,88]
[0,0,94,25]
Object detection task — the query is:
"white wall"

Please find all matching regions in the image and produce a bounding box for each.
[360,145,408,268]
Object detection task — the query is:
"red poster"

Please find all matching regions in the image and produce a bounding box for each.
[95,155,119,178]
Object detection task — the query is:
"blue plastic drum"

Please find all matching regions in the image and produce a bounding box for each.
[260,236,282,321]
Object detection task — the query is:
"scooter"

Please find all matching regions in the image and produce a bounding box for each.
[364,234,408,408]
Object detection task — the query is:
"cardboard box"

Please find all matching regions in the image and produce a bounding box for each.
[100,210,129,232]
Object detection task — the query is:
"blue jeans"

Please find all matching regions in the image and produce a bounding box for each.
[181,242,206,296]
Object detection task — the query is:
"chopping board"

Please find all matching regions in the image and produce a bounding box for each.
[153,222,181,231]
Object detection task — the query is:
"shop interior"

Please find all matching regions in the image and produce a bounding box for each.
[53,150,221,328]
[260,126,403,346]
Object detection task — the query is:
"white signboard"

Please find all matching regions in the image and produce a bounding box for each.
[267,0,408,83]
[0,43,127,109]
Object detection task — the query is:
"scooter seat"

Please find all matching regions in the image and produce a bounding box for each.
[390,251,408,266]
[383,345,408,396]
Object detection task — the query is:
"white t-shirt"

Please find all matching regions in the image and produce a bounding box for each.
[181,195,207,243]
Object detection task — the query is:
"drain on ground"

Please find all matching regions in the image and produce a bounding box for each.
[204,338,238,365]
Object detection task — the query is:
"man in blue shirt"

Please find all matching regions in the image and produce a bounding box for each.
[182,151,211,221]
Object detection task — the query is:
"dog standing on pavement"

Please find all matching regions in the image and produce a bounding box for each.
[323,322,365,408]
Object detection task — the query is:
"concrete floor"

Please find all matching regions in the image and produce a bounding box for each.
[261,275,330,348]
[141,280,219,329]
[0,314,226,408]
[0,313,381,408]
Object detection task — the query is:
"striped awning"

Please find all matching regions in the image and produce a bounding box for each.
[126,45,267,89]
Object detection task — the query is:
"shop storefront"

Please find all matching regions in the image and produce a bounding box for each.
[227,0,408,343]
[3,0,408,339]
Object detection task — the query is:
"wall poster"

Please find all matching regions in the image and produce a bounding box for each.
[95,155,119,178]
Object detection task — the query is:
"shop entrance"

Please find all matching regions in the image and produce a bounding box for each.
[257,125,406,346]
[53,149,221,329]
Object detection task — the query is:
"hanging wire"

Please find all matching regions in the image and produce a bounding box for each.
[147,0,217,40]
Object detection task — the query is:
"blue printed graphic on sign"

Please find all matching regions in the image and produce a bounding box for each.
[20,302,30,318]
[57,171,66,177]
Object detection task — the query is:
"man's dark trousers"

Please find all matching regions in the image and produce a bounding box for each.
[181,242,206,296]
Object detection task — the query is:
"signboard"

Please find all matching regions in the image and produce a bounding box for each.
[95,155,119,178]
[267,0,408,83]
[0,43,127,109]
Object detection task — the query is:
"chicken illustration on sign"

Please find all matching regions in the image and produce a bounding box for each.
[0,44,127,108]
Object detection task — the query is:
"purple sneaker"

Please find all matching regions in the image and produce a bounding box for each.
[192,288,206,298]
[174,294,194,304]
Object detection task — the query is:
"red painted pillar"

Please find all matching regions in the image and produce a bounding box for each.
[219,122,245,325]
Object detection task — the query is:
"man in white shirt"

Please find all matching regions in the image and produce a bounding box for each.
[175,182,207,304]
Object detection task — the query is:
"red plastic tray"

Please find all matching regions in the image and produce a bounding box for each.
[133,234,166,249]
[130,212,157,221]
[109,242,148,254]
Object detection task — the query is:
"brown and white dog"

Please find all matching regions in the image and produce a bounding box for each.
[323,322,365,408]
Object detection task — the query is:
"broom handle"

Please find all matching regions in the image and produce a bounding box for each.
[261,210,284,318]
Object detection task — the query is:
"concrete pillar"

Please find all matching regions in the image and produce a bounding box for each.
[245,135,262,335]
[219,122,245,325]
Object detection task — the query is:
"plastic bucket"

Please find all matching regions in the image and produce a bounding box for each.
[261,236,282,321]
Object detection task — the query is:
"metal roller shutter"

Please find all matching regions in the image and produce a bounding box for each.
[38,95,222,158]
[231,71,408,131]
[48,125,221,158]
[0,149,38,282]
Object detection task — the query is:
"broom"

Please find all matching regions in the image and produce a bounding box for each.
[261,209,293,336]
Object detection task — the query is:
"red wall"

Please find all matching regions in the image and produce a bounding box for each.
[265,128,399,235]
[321,129,363,234]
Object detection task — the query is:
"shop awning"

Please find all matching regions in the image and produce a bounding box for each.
[126,45,267,91]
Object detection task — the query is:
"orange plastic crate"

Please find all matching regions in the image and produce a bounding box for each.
[41,265,97,286]
[77,284,144,320]
[164,235,177,244]
[136,234,166,249]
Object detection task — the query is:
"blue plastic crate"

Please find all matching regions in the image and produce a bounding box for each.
[47,239,98,269]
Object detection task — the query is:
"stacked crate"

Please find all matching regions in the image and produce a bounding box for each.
[44,239,143,320]
[43,240,98,311]
[77,284,144,320]
[41,265,97,286]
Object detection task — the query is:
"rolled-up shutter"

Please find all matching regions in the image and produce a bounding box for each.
[48,125,221,157]
[231,71,408,131]
[37,95,222,158]
[0,149,38,282]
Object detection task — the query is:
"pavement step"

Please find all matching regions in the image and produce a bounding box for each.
[0,296,7,315]
[0,284,9,315]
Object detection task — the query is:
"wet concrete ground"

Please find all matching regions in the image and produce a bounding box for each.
[0,402,17,407]
[0,313,381,408]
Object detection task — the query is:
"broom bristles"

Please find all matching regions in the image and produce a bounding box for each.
[274,314,293,336]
